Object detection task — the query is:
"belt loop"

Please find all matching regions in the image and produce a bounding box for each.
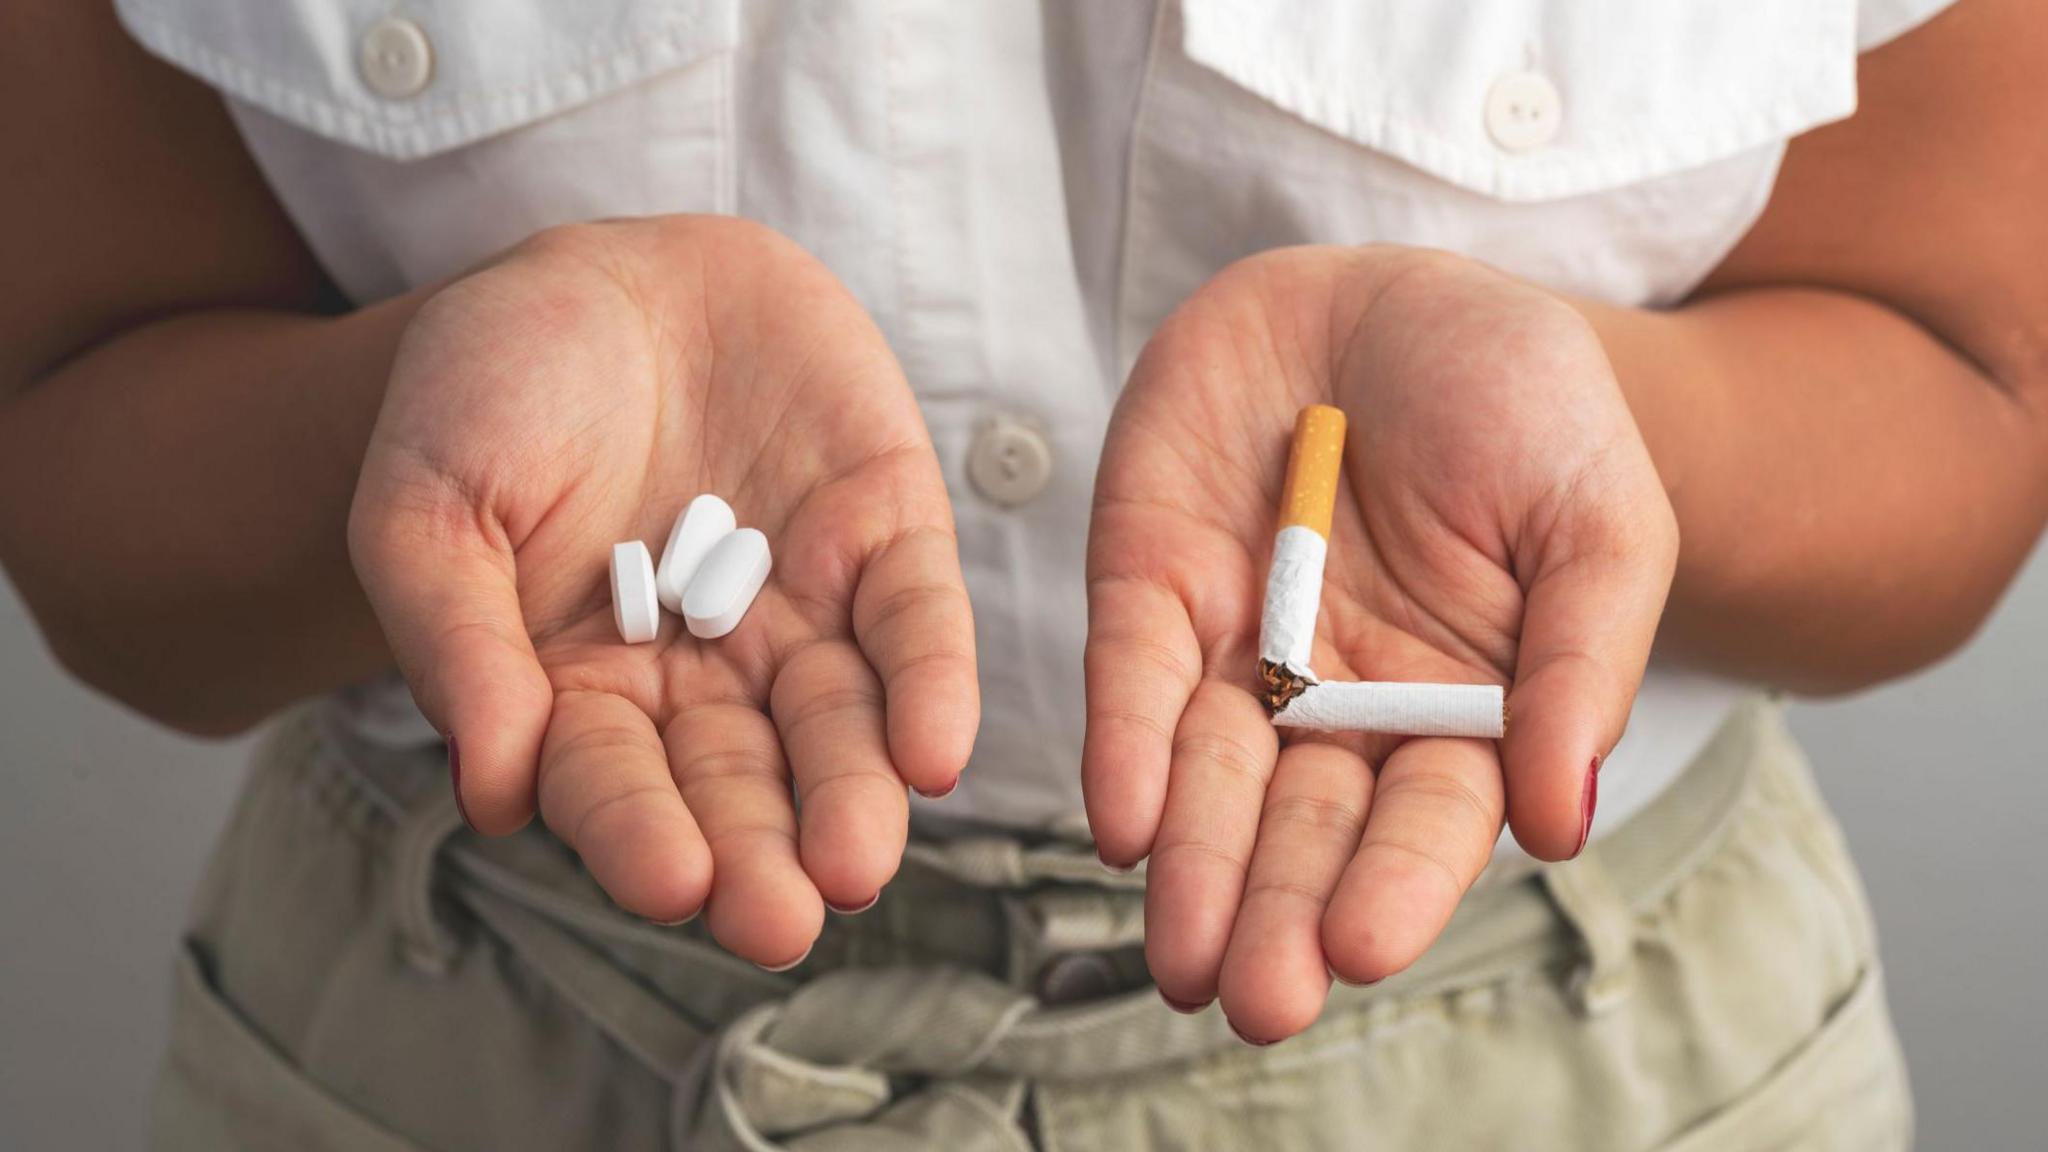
[390,786,467,976]
[1540,852,1637,1015]
[1000,887,1148,999]
[999,895,1041,992]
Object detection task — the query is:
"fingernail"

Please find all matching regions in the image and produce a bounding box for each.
[1159,989,1211,1015]
[1227,1019,1278,1047]
[448,735,475,832]
[757,944,813,974]
[647,913,698,928]
[1328,965,1380,989]
[1099,854,1137,875]
[913,778,960,800]
[1574,755,1601,858]
[826,892,879,915]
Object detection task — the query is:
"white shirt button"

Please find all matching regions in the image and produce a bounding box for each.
[967,415,1053,507]
[1484,71,1562,153]
[359,17,435,100]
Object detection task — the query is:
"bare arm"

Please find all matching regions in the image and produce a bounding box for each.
[0,10,982,968]
[1590,0,2048,692]
[1086,0,2048,1043]
[0,4,419,734]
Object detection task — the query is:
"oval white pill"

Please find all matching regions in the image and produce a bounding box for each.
[610,540,660,644]
[655,494,737,614]
[682,528,772,639]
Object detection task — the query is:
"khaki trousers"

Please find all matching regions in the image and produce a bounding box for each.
[151,697,1910,1150]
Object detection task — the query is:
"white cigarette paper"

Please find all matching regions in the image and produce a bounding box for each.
[1272,680,1505,738]
[1254,404,1506,739]
[1258,524,1326,679]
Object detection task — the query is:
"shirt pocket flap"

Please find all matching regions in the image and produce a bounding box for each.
[114,0,737,161]
[1179,0,1860,203]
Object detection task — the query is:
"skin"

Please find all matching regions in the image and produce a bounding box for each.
[1,1,2044,1021]
[1087,250,1676,1036]
[0,3,393,735]
[1087,2,2048,1042]
[352,221,979,963]
[1,7,980,970]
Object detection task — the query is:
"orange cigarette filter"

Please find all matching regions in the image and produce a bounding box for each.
[1277,404,1346,538]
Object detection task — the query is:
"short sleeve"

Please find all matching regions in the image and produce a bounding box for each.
[1857,0,1957,50]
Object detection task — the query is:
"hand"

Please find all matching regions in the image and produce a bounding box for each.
[350,218,977,968]
[1084,247,1675,1039]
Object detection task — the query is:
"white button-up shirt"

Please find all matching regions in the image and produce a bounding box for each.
[117,0,1951,846]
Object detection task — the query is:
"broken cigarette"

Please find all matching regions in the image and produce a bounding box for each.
[1256,404,1508,740]
[1257,405,1345,708]
[1273,680,1505,738]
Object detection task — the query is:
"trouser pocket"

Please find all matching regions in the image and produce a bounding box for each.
[1654,962,1910,1152]
[154,711,683,1152]
[151,944,426,1152]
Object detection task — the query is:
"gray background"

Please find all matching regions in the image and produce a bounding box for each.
[3,541,2043,1150]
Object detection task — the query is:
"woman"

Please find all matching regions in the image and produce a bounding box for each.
[2,1,2040,1148]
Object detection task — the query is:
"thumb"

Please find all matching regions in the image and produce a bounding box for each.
[1500,479,1677,860]
[349,480,555,835]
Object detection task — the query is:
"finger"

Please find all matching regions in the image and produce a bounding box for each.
[1082,578,1203,868]
[771,640,909,912]
[1322,737,1503,985]
[349,491,554,836]
[1143,681,1278,1008]
[852,526,979,797]
[538,690,712,923]
[1501,499,1677,859]
[1217,740,1370,1043]
[667,698,823,969]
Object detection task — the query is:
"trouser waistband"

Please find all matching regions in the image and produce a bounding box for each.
[295,693,1770,1149]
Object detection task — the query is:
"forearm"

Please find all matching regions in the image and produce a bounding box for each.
[0,294,424,733]
[1581,287,2048,692]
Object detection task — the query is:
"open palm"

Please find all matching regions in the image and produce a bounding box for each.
[351,218,976,969]
[1085,247,1675,1040]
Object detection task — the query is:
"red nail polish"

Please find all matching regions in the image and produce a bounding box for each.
[1328,966,1381,989]
[757,945,813,974]
[1228,1020,1278,1047]
[1159,989,1211,1015]
[1574,755,1601,857]
[448,735,474,832]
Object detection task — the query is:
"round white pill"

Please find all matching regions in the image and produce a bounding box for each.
[682,528,772,639]
[655,494,737,614]
[610,540,660,644]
